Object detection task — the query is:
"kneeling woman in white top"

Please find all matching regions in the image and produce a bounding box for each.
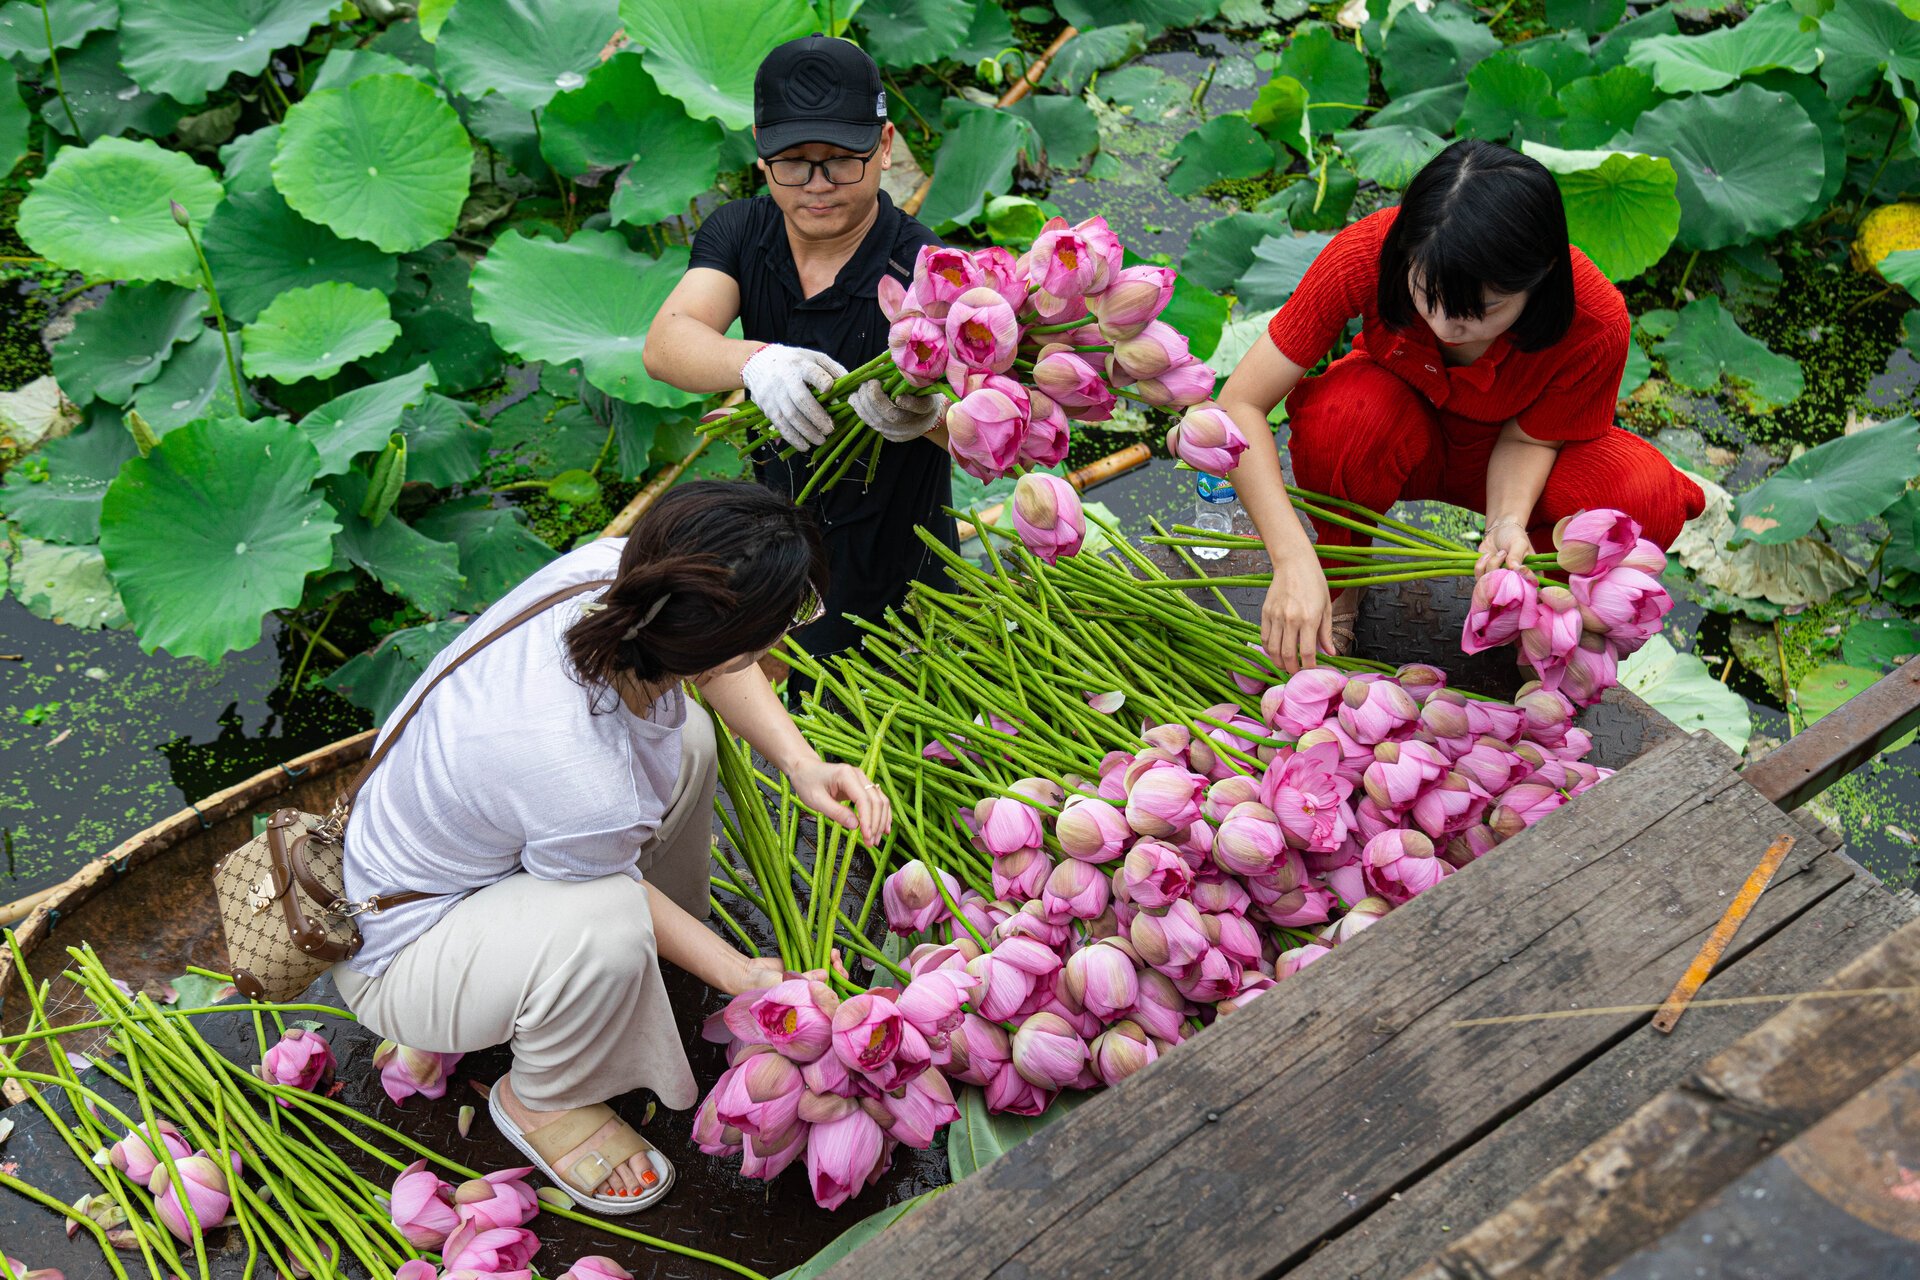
[331,480,890,1214]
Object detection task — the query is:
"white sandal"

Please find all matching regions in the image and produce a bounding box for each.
[487,1081,675,1215]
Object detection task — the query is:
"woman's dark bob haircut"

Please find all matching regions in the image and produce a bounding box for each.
[1376,139,1576,353]
[566,479,828,695]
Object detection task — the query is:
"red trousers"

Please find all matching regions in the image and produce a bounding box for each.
[1284,355,1705,559]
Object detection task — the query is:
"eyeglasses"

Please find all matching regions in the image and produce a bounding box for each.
[791,585,826,630]
[766,149,878,187]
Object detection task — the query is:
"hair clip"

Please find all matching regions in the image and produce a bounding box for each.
[620,594,671,642]
[579,600,608,615]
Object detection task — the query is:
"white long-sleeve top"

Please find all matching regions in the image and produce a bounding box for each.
[341,538,686,977]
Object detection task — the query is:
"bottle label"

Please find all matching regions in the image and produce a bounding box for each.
[1196,473,1237,504]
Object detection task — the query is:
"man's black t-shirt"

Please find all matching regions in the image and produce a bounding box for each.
[689,189,956,668]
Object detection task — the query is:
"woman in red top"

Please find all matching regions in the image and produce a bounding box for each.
[1216,140,1704,672]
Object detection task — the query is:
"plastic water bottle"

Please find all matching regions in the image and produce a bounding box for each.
[1191,473,1237,561]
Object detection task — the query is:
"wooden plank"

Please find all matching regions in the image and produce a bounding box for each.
[1743,660,1920,811]
[827,733,1856,1280]
[1405,915,1920,1280]
[1287,877,1910,1280]
[1600,1048,1920,1280]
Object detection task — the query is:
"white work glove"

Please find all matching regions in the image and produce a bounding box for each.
[741,343,847,452]
[849,380,943,443]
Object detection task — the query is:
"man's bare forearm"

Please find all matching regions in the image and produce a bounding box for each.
[643,312,765,392]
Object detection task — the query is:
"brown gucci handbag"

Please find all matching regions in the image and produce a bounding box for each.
[212,579,612,1002]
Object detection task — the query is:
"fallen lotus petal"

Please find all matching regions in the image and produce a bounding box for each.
[458,1105,475,1138]
[536,1186,573,1210]
[1086,690,1125,714]
[453,1166,539,1231]
[561,1257,638,1280]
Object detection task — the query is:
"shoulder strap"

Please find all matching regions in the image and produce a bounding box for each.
[343,578,615,810]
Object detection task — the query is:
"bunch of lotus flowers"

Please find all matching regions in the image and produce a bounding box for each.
[1464,510,1674,705]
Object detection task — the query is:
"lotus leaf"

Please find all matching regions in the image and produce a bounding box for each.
[1167,115,1277,197]
[1047,24,1149,95]
[1591,4,1679,73]
[1731,416,1920,544]
[326,470,464,615]
[119,0,335,105]
[241,283,400,383]
[0,62,25,173]
[414,498,557,613]
[459,90,549,180]
[780,1189,947,1280]
[1003,94,1101,172]
[1238,231,1333,309]
[1796,664,1913,749]
[38,30,185,142]
[1055,0,1219,38]
[1507,33,1592,90]
[1819,0,1920,104]
[0,376,81,452]
[1842,617,1920,670]
[857,0,976,68]
[10,538,128,631]
[616,0,815,130]
[1886,490,1920,575]
[309,48,434,94]
[219,126,280,194]
[1264,166,1359,231]
[1556,65,1658,149]
[1277,22,1370,131]
[362,247,503,394]
[1544,0,1624,32]
[435,0,619,111]
[955,0,1017,66]
[98,417,340,662]
[1671,476,1860,607]
[1617,338,1651,398]
[1207,306,1283,376]
[0,0,116,60]
[0,419,137,544]
[1368,81,1467,133]
[1621,84,1822,251]
[1379,2,1500,98]
[1652,297,1803,411]
[1183,210,1292,293]
[397,394,491,488]
[1616,634,1751,753]
[322,619,469,721]
[1520,143,1679,282]
[1335,124,1445,189]
[1626,2,1819,94]
[1134,257,1231,361]
[201,188,399,323]
[918,110,1025,231]
[948,1086,1083,1179]
[53,283,208,407]
[1456,52,1563,143]
[985,195,1047,246]
[133,329,252,431]
[418,0,456,40]
[1101,66,1188,117]
[1755,69,1846,210]
[1249,75,1310,156]
[298,364,438,476]
[272,75,473,254]
[1879,250,1920,300]
[18,137,223,283]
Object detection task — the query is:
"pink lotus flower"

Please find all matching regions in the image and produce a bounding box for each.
[1260,740,1355,853]
[1396,663,1448,702]
[151,1153,233,1242]
[390,1159,460,1249]
[992,847,1053,902]
[1489,781,1568,838]
[1174,944,1244,1003]
[1619,537,1668,576]
[1191,869,1252,916]
[1213,801,1286,877]
[1073,214,1125,293]
[1010,1011,1089,1090]
[258,1028,334,1102]
[1561,633,1619,706]
[109,1120,190,1187]
[1031,344,1117,422]
[1519,584,1584,671]
[561,1258,636,1280]
[1203,774,1260,823]
[1515,686,1575,746]
[1462,568,1540,654]
[1109,321,1188,381]
[1444,823,1500,867]
[1129,900,1210,972]
[1256,882,1335,929]
[945,286,1020,378]
[1012,472,1084,565]
[1056,795,1130,862]
[1134,357,1217,407]
[1025,219,1103,312]
[888,315,947,387]
[1297,722,1373,786]
[913,245,982,309]
[453,1166,539,1232]
[1571,565,1669,645]
[1062,940,1140,1021]
[714,1052,805,1148]
[947,1013,1011,1086]
[946,374,1029,480]
[1263,668,1348,737]
[1042,857,1111,921]
[1165,404,1249,477]
[1207,910,1264,971]
[1089,264,1175,339]
[1554,509,1641,576]
[372,1042,463,1105]
[807,1107,892,1210]
[984,1062,1054,1116]
[1417,690,1472,745]
[691,1091,742,1157]
[975,793,1046,856]
[908,939,981,981]
[878,1069,960,1149]
[394,1263,438,1280]
[1337,678,1420,745]
[831,993,931,1091]
[967,936,1062,1021]
[1120,839,1194,908]
[1320,895,1392,944]
[1088,1020,1158,1086]
[1453,737,1522,795]
[973,244,1028,311]
[720,978,835,1062]
[1362,740,1449,812]
[878,273,919,323]
[883,859,959,934]
[1465,698,1525,742]
[1362,829,1450,903]
[1127,968,1190,1043]
[1125,761,1205,837]
[1278,943,1333,978]
[1410,770,1492,838]
[1020,390,1072,467]
[895,968,978,1054]
[441,1221,541,1274]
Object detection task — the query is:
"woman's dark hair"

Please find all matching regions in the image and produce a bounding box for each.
[566,480,828,694]
[1376,139,1575,352]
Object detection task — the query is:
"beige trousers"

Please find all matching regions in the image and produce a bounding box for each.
[333,703,718,1111]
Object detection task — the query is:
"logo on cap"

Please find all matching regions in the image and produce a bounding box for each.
[784,55,837,112]
[876,91,887,118]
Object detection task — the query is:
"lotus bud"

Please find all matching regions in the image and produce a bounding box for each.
[896,968,978,1051]
[1362,740,1448,812]
[1618,536,1667,576]
[169,199,191,227]
[109,1120,191,1188]
[1264,667,1347,736]
[389,1158,459,1248]
[967,936,1061,1021]
[976,793,1047,857]
[1129,899,1209,973]
[440,1221,541,1275]
[1213,801,1286,876]
[1031,343,1117,421]
[1561,632,1619,706]
[884,859,956,934]
[1444,823,1501,868]
[1553,508,1641,576]
[562,1258,638,1280]
[1042,857,1111,921]
[1209,910,1264,970]
[1011,472,1085,565]
[1489,781,1567,838]
[1570,565,1670,646]
[1120,839,1193,909]
[1519,584,1584,668]
[452,1166,539,1231]
[1125,761,1205,838]
[1055,794,1131,863]
[1362,829,1449,904]
[908,938,979,975]
[1217,971,1276,1015]
[888,315,948,386]
[257,1027,335,1102]
[1010,1011,1090,1090]
[1088,264,1175,338]
[1062,939,1140,1021]
[691,1091,743,1157]
[1165,403,1252,480]
[1394,663,1447,702]
[1088,1020,1158,1086]
[1462,567,1540,654]
[992,847,1053,902]
[372,1041,463,1105]
[1515,686,1575,744]
[984,1061,1054,1115]
[151,1153,232,1242]
[945,375,1029,480]
[1556,726,1595,760]
[1190,869,1252,916]
[1321,895,1392,945]
[1411,770,1492,838]
[1134,355,1218,407]
[1338,678,1420,745]
[1127,967,1190,1043]
[1418,694,1472,743]
[1277,943,1333,978]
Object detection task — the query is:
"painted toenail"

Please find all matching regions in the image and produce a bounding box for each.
[640,1169,659,1187]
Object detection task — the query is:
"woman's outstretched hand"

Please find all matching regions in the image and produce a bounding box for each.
[1261,550,1335,673]
[1475,517,1534,577]
[791,759,892,846]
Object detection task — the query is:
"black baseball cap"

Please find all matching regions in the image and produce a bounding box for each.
[753,35,887,160]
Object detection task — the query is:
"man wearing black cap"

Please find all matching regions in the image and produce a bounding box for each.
[646,34,954,691]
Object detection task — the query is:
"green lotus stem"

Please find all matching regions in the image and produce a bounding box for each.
[708,894,760,955]
[37,0,78,137]
[171,210,246,413]
[0,1164,134,1280]
[1028,314,1092,333]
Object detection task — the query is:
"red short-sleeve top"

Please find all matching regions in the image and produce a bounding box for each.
[1263,208,1630,442]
